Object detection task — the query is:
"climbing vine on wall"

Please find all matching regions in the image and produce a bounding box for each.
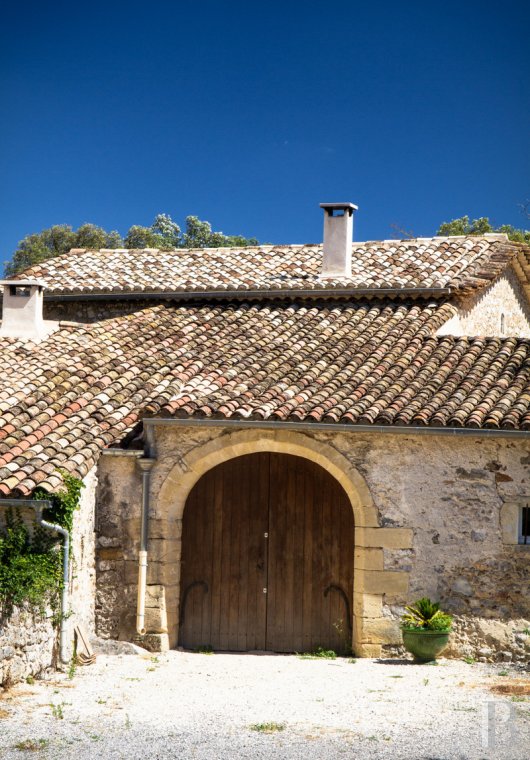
[0,471,84,614]
[34,471,84,535]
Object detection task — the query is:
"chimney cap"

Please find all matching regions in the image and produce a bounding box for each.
[0,279,47,288]
[320,202,358,213]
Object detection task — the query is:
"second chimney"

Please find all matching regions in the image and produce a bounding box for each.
[0,280,55,340]
[320,202,358,277]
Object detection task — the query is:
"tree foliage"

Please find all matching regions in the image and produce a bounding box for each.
[181,216,258,249]
[437,215,530,244]
[5,223,123,276]
[5,214,259,275]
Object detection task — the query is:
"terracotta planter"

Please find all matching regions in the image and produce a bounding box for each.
[401,628,450,662]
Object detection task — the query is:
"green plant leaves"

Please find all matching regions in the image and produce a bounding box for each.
[0,472,83,614]
[401,597,452,632]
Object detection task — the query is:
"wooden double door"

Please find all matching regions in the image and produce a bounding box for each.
[179,453,354,653]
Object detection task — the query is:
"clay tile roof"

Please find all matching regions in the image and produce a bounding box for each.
[0,300,528,495]
[15,236,523,297]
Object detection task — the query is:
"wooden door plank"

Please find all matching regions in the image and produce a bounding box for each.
[209,463,224,649]
[225,456,239,650]
[311,460,324,652]
[267,453,293,651]
[301,458,314,654]
[200,463,214,647]
[321,481,340,651]
[285,456,297,649]
[321,465,333,650]
[291,460,304,651]
[249,453,269,650]
[218,458,232,650]
[237,455,250,651]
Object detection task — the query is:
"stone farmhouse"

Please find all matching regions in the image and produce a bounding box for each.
[0,203,529,674]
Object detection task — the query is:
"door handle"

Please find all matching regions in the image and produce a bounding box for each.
[179,580,209,627]
[324,584,352,638]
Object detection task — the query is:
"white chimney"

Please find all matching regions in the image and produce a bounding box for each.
[320,202,358,277]
[0,280,56,340]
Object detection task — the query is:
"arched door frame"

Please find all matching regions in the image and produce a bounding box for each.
[155,428,410,656]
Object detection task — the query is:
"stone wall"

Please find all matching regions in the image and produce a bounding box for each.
[437,266,530,337]
[0,605,55,687]
[94,424,530,659]
[94,452,143,642]
[43,298,178,324]
[0,469,97,686]
[68,468,97,637]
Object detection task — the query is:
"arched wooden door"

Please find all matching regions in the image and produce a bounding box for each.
[179,453,354,653]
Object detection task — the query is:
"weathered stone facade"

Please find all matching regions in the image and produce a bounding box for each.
[94,423,530,659]
[42,298,167,324]
[69,468,98,636]
[437,266,530,337]
[0,605,55,687]
[95,452,143,641]
[0,470,97,686]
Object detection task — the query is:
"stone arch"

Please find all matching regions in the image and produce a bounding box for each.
[154,427,410,656]
[158,428,378,528]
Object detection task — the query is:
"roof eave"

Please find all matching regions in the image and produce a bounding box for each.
[42,286,455,302]
[142,417,530,439]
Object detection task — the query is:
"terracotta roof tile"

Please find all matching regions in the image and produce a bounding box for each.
[0,300,528,494]
[14,237,523,297]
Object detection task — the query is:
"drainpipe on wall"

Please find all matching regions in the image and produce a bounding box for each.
[0,499,70,664]
[35,506,70,664]
[136,458,155,636]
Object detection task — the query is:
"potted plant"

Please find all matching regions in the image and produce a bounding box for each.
[401,597,452,662]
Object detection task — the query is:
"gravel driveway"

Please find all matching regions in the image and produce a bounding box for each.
[0,651,529,759]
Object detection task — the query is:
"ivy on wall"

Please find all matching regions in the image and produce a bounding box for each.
[0,472,84,614]
[34,471,84,535]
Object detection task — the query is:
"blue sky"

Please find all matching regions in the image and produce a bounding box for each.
[1,0,528,266]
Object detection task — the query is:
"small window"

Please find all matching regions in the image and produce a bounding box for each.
[519,505,530,545]
[500,313,505,335]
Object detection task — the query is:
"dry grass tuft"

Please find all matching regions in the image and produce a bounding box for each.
[490,680,530,696]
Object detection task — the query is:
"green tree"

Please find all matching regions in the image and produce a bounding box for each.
[123,225,164,249]
[151,213,181,247]
[5,224,77,275]
[5,213,259,275]
[182,216,225,248]
[124,214,182,250]
[182,215,258,248]
[75,223,123,250]
[437,215,530,243]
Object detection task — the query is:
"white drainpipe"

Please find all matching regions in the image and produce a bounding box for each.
[36,509,70,663]
[136,458,155,636]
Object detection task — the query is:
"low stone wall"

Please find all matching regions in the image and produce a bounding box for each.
[0,468,97,686]
[0,605,56,687]
[445,615,530,663]
[382,610,530,663]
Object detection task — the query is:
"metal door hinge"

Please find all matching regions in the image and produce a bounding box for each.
[263,587,267,594]
[264,532,268,538]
